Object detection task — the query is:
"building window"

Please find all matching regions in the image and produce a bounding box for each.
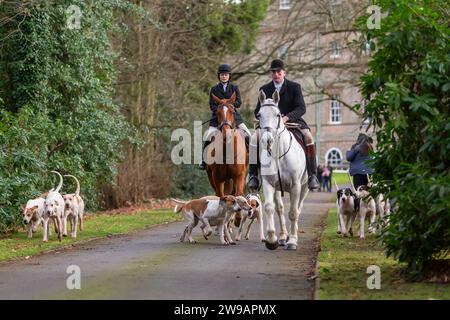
[279,0,291,10]
[330,42,341,59]
[325,148,343,167]
[330,95,341,124]
[362,41,371,56]
[278,44,288,59]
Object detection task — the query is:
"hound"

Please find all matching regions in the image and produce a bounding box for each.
[22,193,47,238]
[366,174,391,223]
[235,193,265,242]
[354,185,377,239]
[43,171,65,242]
[172,195,245,245]
[334,180,358,237]
[63,175,85,238]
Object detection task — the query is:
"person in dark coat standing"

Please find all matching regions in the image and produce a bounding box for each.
[199,64,251,169]
[346,133,374,189]
[247,59,320,190]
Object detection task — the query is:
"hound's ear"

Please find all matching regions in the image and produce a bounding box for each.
[212,94,222,106]
[272,90,280,105]
[21,204,25,211]
[229,92,236,105]
[258,90,266,105]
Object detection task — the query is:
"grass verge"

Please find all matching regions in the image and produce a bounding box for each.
[0,209,181,262]
[332,172,352,186]
[318,208,450,299]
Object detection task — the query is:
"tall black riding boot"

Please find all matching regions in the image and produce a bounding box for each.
[247,134,260,191]
[306,144,320,190]
[199,140,211,170]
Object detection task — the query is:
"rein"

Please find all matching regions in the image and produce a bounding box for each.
[260,106,294,197]
[218,119,234,130]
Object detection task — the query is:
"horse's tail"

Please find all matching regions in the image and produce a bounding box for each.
[171,198,186,213]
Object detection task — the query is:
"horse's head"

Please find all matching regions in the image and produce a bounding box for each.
[213,92,236,143]
[257,90,282,151]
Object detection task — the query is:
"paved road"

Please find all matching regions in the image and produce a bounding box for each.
[0,192,334,300]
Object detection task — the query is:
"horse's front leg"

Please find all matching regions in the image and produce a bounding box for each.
[215,181,225,198]
[262,180,278,250]
[274,190,288,245]
[234,173,246,196]
[286,184,302,250]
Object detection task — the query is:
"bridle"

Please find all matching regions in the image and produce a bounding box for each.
[218,105,235,131]
[259,102,294,197]
[259,103,292,159]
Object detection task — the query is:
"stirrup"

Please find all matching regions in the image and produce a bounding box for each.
[308,175,320,190]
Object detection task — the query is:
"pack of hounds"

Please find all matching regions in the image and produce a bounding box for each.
[23,171,390,244]
[172,172,393,245]
[171,193,265,245]
[335,173,391,239]
[22,171,85,242]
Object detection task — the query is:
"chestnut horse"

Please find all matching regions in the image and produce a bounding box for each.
[205,93,248,198]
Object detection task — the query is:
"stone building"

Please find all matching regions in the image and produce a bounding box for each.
[234,0,372,169]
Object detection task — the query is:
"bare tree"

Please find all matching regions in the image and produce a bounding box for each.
[232,0,371,109]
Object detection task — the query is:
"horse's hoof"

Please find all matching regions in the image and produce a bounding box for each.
[278,239,287,246]
[285,243,297,250]
[230,242,236,245]
[337,231,342,234]
[261,239,266,243]
[265,241,279,250]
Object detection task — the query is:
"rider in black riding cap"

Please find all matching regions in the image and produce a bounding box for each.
[199,64,251,170]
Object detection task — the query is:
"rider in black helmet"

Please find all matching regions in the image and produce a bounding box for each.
[199,64,251,170]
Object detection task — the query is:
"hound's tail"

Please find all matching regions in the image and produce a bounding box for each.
[170,198,187,213]
[50,171,63,193]
[64,174,81,195]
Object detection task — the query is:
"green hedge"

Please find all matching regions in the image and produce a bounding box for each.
[356,0,450,275]
[0,1,132,232]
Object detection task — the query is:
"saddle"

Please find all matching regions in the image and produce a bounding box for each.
[285,123,307,155]
[253,120,308,155]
